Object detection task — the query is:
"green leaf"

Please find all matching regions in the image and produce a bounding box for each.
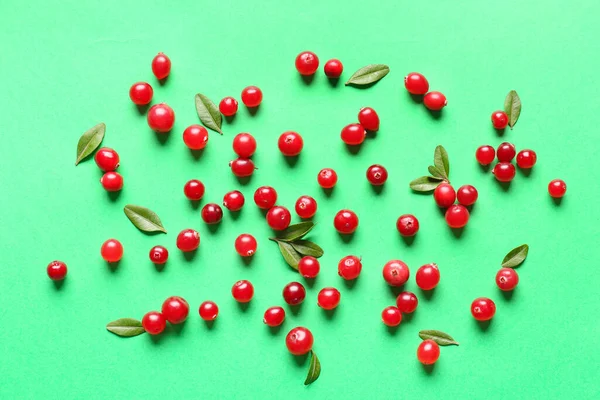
[290,240,324,258]
[277,241,302,270]
[345,64,390,87]
[304,350,321,385]
[106,318,145,337]
[75,122,105,165]
[504,90,522,129]
[195,93,222,134]
[433,145,450,179]
[409,176,443,192]
[427,166,445,180]
[271,222,315,242]
[124,205,167,234]
[501,244,529,268]
[419,330,459,346]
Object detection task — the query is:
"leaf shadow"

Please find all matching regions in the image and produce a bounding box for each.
[154,131,170,145]
[346,81,379,89]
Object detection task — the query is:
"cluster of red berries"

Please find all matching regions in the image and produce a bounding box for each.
[433,183,478,229]
[404,72,447,111]
[295,50,343,79]
[218,86,263,117]
[96,147,123,192]
[340,106,380,146]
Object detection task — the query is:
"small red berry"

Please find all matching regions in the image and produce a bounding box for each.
[278,131,304,156]
[235,234,257,257]
[497,142,516,162]
[201,203,223,224]
[433,183,456,208]
[241,86,262,108]
[176,229,200,252]
[161,296,189,324]
[149,245,168,264]
[101,239,123,263]
[147,103,175,133]
[282,282,306,305]
[471,297,496,321]
[445,204,470,228]
[298,256,320,278]
[317,168,338,189]
[381,306,402,327]
[230,158,255,177]
[516,149,537,169]
[94,148,120,172]
[151,52,171,80]
[142,311,166,335]
[223,190,245,211]
[334,209,359,234]
[264,306,286,327]
[476,145,496,165]
[366,164,388,185]
[423,91,447,111]
[496,268,519,291]
[417,340,440,365]
[47,261,67,281]
[129,82,153,105]
[183,179,205,201]
[198,301,219,321]
[415,263,440,290]
[548,179,567,198]
[324,59,343,78]
[219,96,238,117]
[493,162,516,182]
[295,195,317,219]
[317,287,341,310]
[100,171,123,192]
[182,125,209,150]
[358,107,380,131]
[338,255,362,280]
[340,123,366,145]
[396,291,418,313]
[383,260,410,286]
[457,185,478,206]
[404,72,429,95]
[232,280,254,303]
[254,186,277,209]
[295,51,319,75]
[286,327,313,355]
[396,214,419,237]
[266,206,291,230]
[491,111,509,129]
[232,133,256,158]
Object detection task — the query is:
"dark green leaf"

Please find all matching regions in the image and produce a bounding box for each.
[501,244,529,268]
[290,240,324,258]
[304,350,321,385]
[433,145,450,179]
[409,176,443,192]
[277,241,301,270]
[106,318,145,337]
[427,166,445,180]
[124,205,167,234]
[419,330,459,346]
[195,93,222,134]
[345,64,390,87]
[75,122,105,165]
[271,222,315,242]
[504,90,522,129]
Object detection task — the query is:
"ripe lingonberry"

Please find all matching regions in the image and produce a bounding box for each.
[278,131,304,156]
[457,185,478,206]
[254,186,277,209]
[176,229,200,252]
[491,111,509,129]
[317,168,338,188]
[476,145,496,165]
[231,280,254,303]
[358,107,380,131]
[100,171,123,192]
[266,206,291,230]
[201,203,223,224]
[223,190,245,211]
[334,209,359,234]
[324,59,343,78]
[317,287,341,310]
[183,179,205,201]
[338,255,362,280]
[198,301,219,321]
[235,234,257,257]
[151,52,171,80]
[341,123,366,145]
[161,296,189,324]
[47,261,67,281]
[471,297,496,321]
[298,256,320,278]
[497,142,516,162]
[416,263,440,290]
[129,82,153,105]
[295,51,319,75]
[382,260,410,286]
[423,92,447,111]
[219,96,238,117]
[396,214,419,237]
[147,103,175,133]
[396,291,418,313]
[548,179,567,198]
[282,282,306,305]
[493,162,516,182]
[404,72,429,95]
[264,306,286,327]
[445,204,470,228]
[516,149,537,169]
[230,158,255,177]
[433,183,456,208]
[232,133,256,158]
[149,245,168,264]
[417,340,440,365]
[496,268,519,291]
[381,306,402,327]
[295,195,317,219]
[94,148,120,172]
[142,311,166,335]
[286,327,313,355]
[101,239,123,263]
[366,164,388,185]
[182,125,209,150]
[241,86,262,108]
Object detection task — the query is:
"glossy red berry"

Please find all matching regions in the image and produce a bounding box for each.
[142,311,166,335]
[101,239,123,263]
[396,214,419,237]
[338,255,362,280]
[366,164,388,185]
[223,190,245,211]
[416,263,440,290]
[298,256,320,278]
[94,148,120,172]
[232,280,254,303]
[147,103,175,133]
[548,179,567,198]
[445,204,470,228]
[404,72,429,95]
[266,206,291,231]
[254,186,277,209]
[358,107,380,131]
[198,301,219,321]
[341,123,366,145]
[149,245,168,264]
[47,261,67,281]
[263,306,286,327]
[286,327,313,355]
[295,195,317,219]
[491,111,509,129]
[182,125,209,150]
[282,282,306,305]
[219,96,238,117]
[241,86,262,108]
[100,172,123,192]
[278,131,304,156]
[151,52,171,80]
[183,179,205,201]
[497,142,516,162]
[516,149,537,169]
[235,234,257,257]
[324,59,343,78]
[232,133,256,158]
[433,183,456,208]
[417,340,440,365]
[176,229,200,252]
[129,82,153,105]
[423,91,447,111]
[383,260,410,286]
[496,268,519,291]
[317,168,337,189]
[457,185,478,206]
[317,287,341,310]
[396,291,418,313]
[295,51,319,75]
[476,145,496,165]
[230,158,255,177]
[493,162,516,182]
[161,296,189,324]
[334,209,359,234]
[471,297,496,321]
[382,306,402,327]
[201,203,223,224]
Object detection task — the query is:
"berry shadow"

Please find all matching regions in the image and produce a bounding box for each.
[338,232,355,243]
[345,144,362,155]
[189,149,205,161]
[518,167,533,178]
[203,320,216,330]
[224,114,236,124]
[327,77,340,87]
[387,285,405,298]
[322,308,337,320]
[229,210,242,220]
[108,190,122,202]
[475,319,492,332]
[182,249,198,262]
[207,223,221,234]
[500,289,515,301]
[303,277,316,289]
[401,235,417,246]
[421,363,435,375]
[478,164,491,173]
[495,180,512,192]
[236,176,253,186]
[136,104,150,115]
[291,352,309,367]
[245,106,260,116]
[189,200,202,210]
[288,304,302,316]
[386,325,400,335]
[365,130,378,139]
[283,155,300,168]
[419,289,435,301]
[402,312,415,323]
[426,109,443,120]
[149,333,165,345]
[493,127,506,137]
[52,280,66,290]
[343,278,358,290]
[370,184,385,195]
[153,262,166,272]
[107,260,120,273]
[300,74,315,85]
[168,321,186,335]
[240,255,254,267]
[268,325,283,335]
[154,131,170,145]
[408,93,424,103]
[450,227,465,238]
[158,76,169,86]
[322,187,334,198]
[551,197,564,206]
[237,302,251,312]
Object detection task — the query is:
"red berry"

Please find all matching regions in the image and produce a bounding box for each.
[358,107,380,131]
[198,301,219,321]
[340,123,366,145]
[417,340,440,365]
[381,306,402,327]
[317,287,341,310]
[201,203,223,224]
[149,245,168,264]
[147,103,175,133]
[396,291,418,313]
[445,204,470,228]
[295,195,317,219]
[230,158,255,177]
[415,263,440,290]
[235,234,257,257]
[100,171,123,192]
[176,229,200,252]
[101,239,123,263]
[182,125,209,150]
[161,296,189,324]
[223,190,245,211]
[129,82,153,105]
[338,255,362,280]
[366,164,388,185]
[183,179,205,201]
[232,133,256,158]
[295,51,319,75]
[266,206,291,230]
[496,268,519,291]
[548,179,567,198]
[241,86,262,108]
[142,311,166,335]
[497,142,516,162]
[232,280,254,303]
[456,185,478,206]
[151,52,171,80]
[317,168,338,188]
[476,145,496,165]
[298,256,320,278]
[383,260,410,286]
[264,306,286,327]
[433,183,456,208]
[471,297,496,321]
[396,214,419,237]
[219,96,238,117]
[493,162,516,182]
[282,282,306,305]
[324,59,343,78]
[286,327,314,356]
[94,148,120,172]
[254,186,277,209]
[516,149,537,169]
[333,209,359,234]
[404,72,429,95]
[47,261,67,281]
[278,131,304,156]
[491,111,509,129]
[423,91,447,111]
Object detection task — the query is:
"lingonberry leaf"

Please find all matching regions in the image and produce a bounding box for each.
[195,93,222,134]
[277,241,301,270]
[75,122,105,165]
[428,166,446,180]
[345,64,390,87]
[290,240,324,258]
[501,244,529,268]
[106,318,146,337]
[419,330,459,346]
[304,350,321,385]
[270,222,315,242]
[124,205,167,234]
[504,90,522,129]
[433,145,450,179]
[409,176,443,192]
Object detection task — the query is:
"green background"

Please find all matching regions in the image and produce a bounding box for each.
[1,0,598,398]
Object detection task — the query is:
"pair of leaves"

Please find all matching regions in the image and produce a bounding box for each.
[410,145,450,192]
[346,64,389,87]
[195,93,222,134]
[501,244,529,268]
[270,222,323,270]
[75,122,106,165]
[124,204,167,233]
[106,318,145,337]
[418,330,459,346]
[304,350,321,385]
[504,90,522,129]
